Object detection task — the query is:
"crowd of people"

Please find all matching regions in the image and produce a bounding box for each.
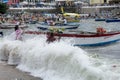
[0,12,66,42]
[45,14,68,26]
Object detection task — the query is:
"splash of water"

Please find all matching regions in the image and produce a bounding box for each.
[0,34,120,80]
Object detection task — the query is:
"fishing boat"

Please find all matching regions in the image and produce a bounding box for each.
[95,18,106,21]
[106,19,120,23]
[60,6,80,22]
[37,25,79,31]
[25,30,120,47]
[37,22,80,31]
[0,23,28,29]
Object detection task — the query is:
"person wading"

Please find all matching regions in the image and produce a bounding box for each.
[14,25,23,41]
[46,32,56,43]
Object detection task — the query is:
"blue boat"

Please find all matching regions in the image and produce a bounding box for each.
[37,22,80,31]
[37,25,79,31]
[95,18,106,21]
[106,19,120,23]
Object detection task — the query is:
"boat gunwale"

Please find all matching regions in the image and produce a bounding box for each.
[25,31,120,38]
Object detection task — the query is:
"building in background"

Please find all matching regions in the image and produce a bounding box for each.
[7,0,20,5]
[90,0,110,5]
[79,0,90,3]
[109,0,120,4]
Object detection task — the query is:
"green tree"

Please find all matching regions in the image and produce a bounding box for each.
[0,3,9,14]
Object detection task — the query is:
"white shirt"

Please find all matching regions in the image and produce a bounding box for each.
[63,19,67,24]
[16,21,20,25]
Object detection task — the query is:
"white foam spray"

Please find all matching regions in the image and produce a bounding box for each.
[0,33,120,80]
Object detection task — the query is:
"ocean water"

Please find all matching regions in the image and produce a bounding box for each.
[79,19,120,32]
[0,19,120,80]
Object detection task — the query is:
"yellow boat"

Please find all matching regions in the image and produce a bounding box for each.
[63,13,80,17]
[61,7,80,22]
[61,7,80,17]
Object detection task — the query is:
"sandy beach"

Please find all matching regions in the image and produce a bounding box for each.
[0,61,42,80]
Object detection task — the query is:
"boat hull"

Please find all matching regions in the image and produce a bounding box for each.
[66,35,120,46]
[106,19,120,23]
[37,26,79,30]
[25,31,120,47]
[37,22,80,30]
[0,24,28,29]
[95,18,106,21]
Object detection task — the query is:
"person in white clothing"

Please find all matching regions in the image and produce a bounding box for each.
[63,18,67,25]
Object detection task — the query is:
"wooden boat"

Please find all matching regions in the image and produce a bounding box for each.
[37,24,79,31]
[24,30,120,47]
[0,24,28,29]
[37,26,79,31]
[95,18,106,21]
[106,19,120,23]
[60,6,80,22]
[29,20,38,24]
[37,22,80,30]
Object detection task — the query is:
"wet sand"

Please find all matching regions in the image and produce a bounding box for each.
[0,61,42,80]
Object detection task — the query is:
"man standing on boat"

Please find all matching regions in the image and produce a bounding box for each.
[63,18,67,25]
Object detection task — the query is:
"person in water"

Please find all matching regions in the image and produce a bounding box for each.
[46,28,64,43]
[46,32,56,43]
[14,25,23,40]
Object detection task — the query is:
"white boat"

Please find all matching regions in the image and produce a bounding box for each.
[0,23,28,29]
[25,30,120,47]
